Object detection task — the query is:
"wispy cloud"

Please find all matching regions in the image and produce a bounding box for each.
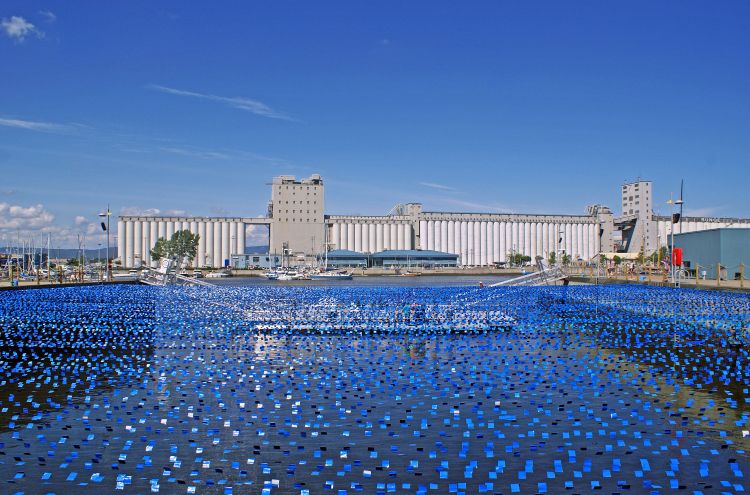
[0,116,75,133]
[683,206,727,217]
[148,84,296,121]
[1,16,43,42]
[159,146,232,160]
[119,207,188,217]
[38,10,56,23]
[419,182,456,191]
[438,197,515,214]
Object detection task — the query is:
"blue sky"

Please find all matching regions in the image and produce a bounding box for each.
[1,1,748,247]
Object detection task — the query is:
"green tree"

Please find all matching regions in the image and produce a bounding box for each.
[562,253,572,266]
[548,251,556,266]
[151,237,169,262]
[613,255,622,265]
[172,229,200,261]
[150,230,200,262]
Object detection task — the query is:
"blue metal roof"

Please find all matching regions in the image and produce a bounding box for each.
[325,249,367,258]
[371,249,458,259]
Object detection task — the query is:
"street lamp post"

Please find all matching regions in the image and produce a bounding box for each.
[98,206,111,282]
[666,194,683,286]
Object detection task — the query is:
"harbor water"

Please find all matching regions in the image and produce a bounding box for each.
[1,282,749,494]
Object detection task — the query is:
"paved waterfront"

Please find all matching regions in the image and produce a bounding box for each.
[1,284,749,494]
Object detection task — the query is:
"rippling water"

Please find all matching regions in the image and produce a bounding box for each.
[1,284,749,494]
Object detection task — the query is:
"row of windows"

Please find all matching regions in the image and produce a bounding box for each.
[280,200,317,205]
[283,209,317,214]
[278,186,319,194]
[280,218,314,223]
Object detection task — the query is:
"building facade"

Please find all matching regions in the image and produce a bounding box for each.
[116,174,750,269]
[614,179,750,255]
[268,174,325,262]
[674,228,750,279]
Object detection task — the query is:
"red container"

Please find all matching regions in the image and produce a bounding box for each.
[672,247,683,266]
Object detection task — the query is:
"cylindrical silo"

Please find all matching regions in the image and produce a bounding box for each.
[133,221,142,268]
[479,221,487,266]
[467,221,474,266]
[510,221,518,259]
[449,220,456,255]
[237,222,245,258]
[397,223,405,250]
[581,223,590,261]
[117,220,125,265]
[212,222,221,268]
[426,220,434,251]
[440,221,449,253]
[166,221,175,240]
[332,222,341,251]
[206,222,214,267]
[529,222,538,261]
[229,222,237,260]
[149,222,158,266]
[499,221,507,263]
[383,223,391,251]
[221,222,230,267]
[354,223,362,252]
[376,223,384,252]
[390,224,398,250]
[433,220,441,251]
[453,220,461,255]
[157,220,166,242]
[368,223,376,253]
[338,224,347,250]
[460,221,468,265]
[347,223,355,251]
[361,223,370,253]
[492,222,500,263]
[198,222,206,268]
[124,220,133,268]
[142,221,150,267]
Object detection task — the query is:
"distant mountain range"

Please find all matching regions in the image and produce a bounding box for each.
[0,245,268,259]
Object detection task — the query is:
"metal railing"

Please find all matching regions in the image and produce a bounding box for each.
[490,260,567,287]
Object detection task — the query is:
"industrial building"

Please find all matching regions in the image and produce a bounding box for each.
[318,249,368,268]
[675,228,750,280]
[371,249,459,268]
[615,180,750,254]
[230,254,281,270]
[117,174,750,269]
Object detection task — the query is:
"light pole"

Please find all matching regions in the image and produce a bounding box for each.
[666,194,683,286]
[98,206,111,282]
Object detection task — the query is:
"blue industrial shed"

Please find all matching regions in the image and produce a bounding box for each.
[370,249,459,268]
[319,249,368,268]
[675,228,750,280]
